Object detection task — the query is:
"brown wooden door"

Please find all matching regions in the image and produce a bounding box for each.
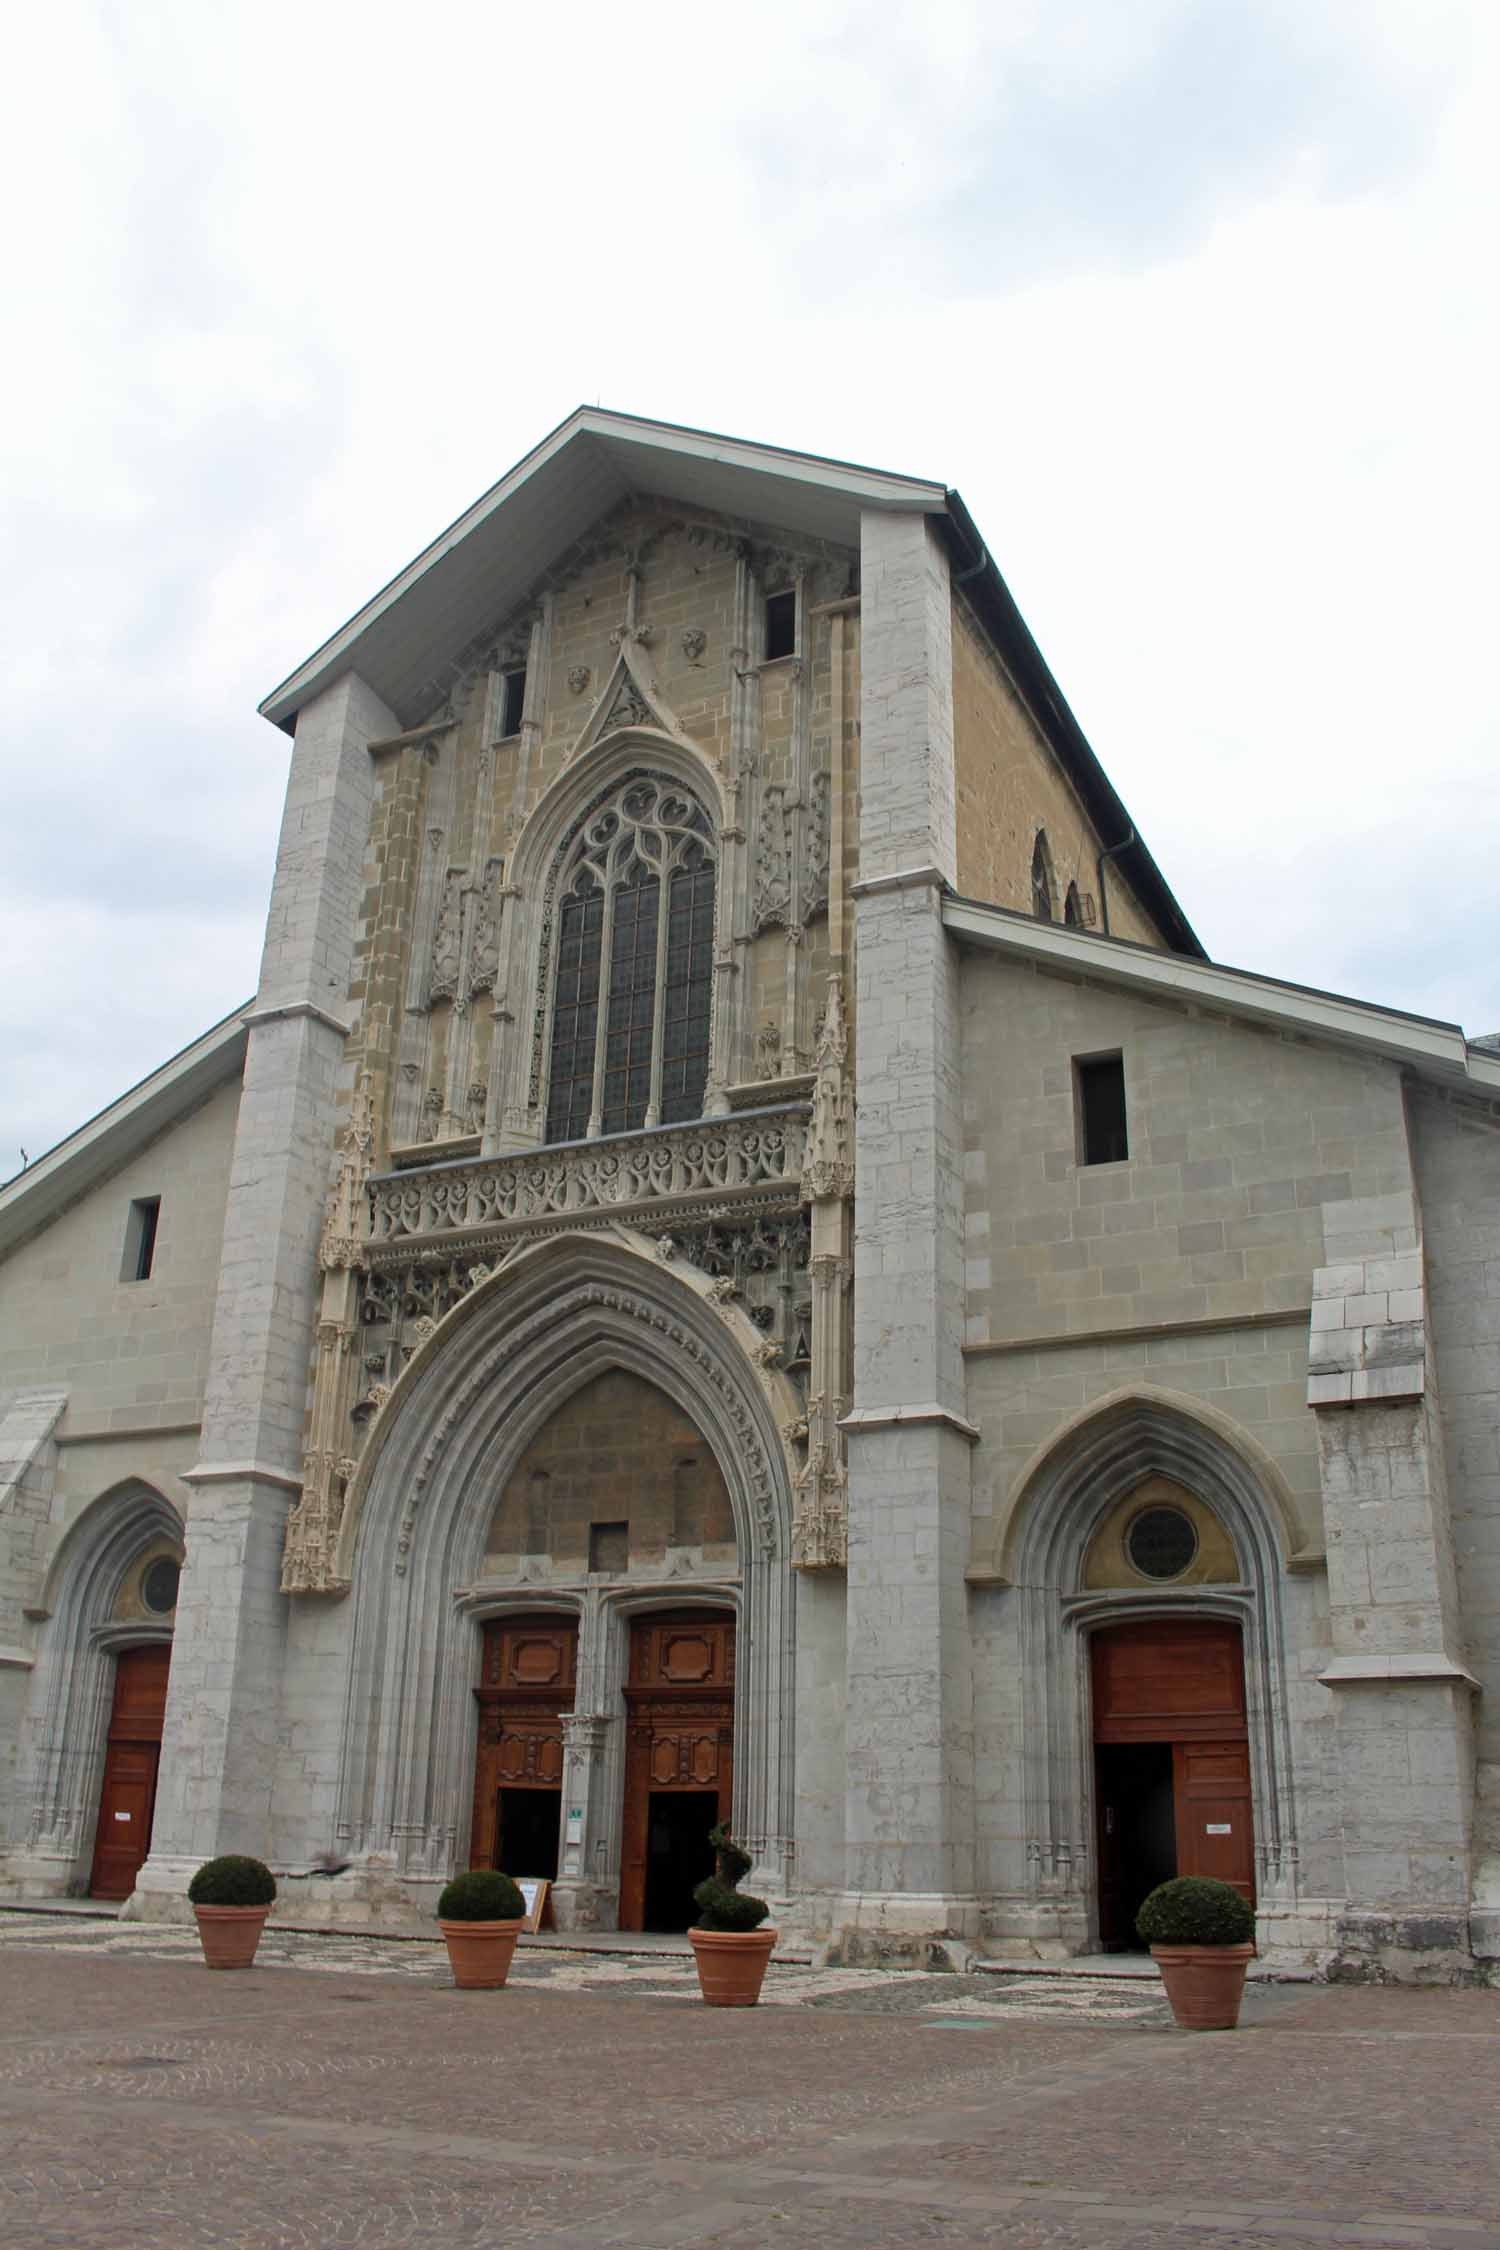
[1091,1618,1247,1743]
[619,1611,735,1932]
[469,1615,577,1877]
[1173,1739,1255,1905]
[1090,1618,1255,1941]
[90,1644,170,1899]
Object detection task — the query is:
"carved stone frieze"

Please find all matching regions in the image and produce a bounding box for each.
[752,783,792,931]
[802,976,854,1202]
[428,871,464,1005]
[466,857,503,998]
[369,1105,809,1247]
[804,766,831,920]
[318,1072,376,1273]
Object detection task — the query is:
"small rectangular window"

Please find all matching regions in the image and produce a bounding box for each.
[501,666,527,736]
[764,589,796,661]
[121,1196,161,1282]
[589,1521,629,1574]
[1076,1055,1129,1166]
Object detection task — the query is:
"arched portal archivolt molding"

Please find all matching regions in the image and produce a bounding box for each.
[333,1228,803,1590]
[330,1234,798,1889]
[19,1477,183,1872]
[1000,1389,1302,1934]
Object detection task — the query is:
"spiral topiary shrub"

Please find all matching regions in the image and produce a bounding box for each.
[437,1869,525,1922]
[188,1855,276,1908]
[1136,1876,1254,1948]
[692,1823,769,1932]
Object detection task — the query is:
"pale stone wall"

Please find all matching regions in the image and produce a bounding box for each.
[950,601,1162,944]
[483,1370,734,1574]
[0,1074,241,1495]
[0,1072,239,1867]
[957,942,1493,1970]
[353,499,857,1158]
[1407,1082,1500,1954]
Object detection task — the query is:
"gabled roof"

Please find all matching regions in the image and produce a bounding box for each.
[258,408,946,734]
[943,893,1500,1097]
[0,1005,250,1259]
[260,406,1202,959]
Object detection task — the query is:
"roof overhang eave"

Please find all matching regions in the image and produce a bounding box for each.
[258,407,946,733]
[943,895,1500,1095]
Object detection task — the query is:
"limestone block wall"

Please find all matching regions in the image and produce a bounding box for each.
[482,1370,735,1575]
[350,497,859,1165]
[950,603,1161,943]
[0,1075,241,1502]
[957,947,1431,1949]
[1407,1082,1500,1947]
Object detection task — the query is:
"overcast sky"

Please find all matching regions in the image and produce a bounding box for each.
[2,0,1496,1172]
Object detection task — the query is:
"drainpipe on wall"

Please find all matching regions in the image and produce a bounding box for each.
[1095,826,1136,939]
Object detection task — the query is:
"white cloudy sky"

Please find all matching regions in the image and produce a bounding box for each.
[2,0,1496,1171]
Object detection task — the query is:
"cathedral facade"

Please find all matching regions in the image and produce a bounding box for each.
[2,410,1497,1979]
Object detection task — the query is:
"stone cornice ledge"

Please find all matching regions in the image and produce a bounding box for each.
[1318,1652,1479,1689]
[849,865,951,901]
[181,1461,303,1495]
[841,1403,980,1443]
[0,1645,36,1670]
[242,1000,354,1038]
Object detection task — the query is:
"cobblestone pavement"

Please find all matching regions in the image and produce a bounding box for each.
[0,1926,1497,2247]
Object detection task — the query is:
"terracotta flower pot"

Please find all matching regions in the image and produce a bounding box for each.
[688,1926,778,2007]
[1151,1942,1255,2030]
[193,1904,271,1970]
[439,1917,524,1990]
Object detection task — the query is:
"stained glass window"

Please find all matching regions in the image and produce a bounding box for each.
[544,776,717,1142]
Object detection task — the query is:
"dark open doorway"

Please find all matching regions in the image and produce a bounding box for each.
[496,1789,561,1882]
[643,1790,719,1931]
[1095,1742,1177,1949]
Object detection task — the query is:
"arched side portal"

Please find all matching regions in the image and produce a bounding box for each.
[1005,1391,1298,1950]
[333,1238,796,1915]
[18,1480,183,1893]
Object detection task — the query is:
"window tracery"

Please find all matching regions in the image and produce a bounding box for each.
[543,774,717,1143]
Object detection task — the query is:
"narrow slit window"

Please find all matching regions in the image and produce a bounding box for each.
[1076,1055,1129,1166]
[764,589,796,661]
[122,1196,161,1282]
[501,666,527,736]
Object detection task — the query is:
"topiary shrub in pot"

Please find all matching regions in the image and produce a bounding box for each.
[1136,1876,1256,2030]
[436,1868,527,1991]
[188,1855,277,1970]
[688,1824,777,2007]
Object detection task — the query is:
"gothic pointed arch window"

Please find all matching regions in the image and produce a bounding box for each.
[544,773,717,1143]
[1064,880,1082,927]
[1031,831,1057,921]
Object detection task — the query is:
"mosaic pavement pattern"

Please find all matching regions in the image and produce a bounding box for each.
[0,1910,1176,2024]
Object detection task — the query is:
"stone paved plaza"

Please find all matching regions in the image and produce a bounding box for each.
[1,1919,1497,2246]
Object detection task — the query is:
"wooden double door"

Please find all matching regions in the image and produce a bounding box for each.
[469,1616,577,1883]
[1092,1618,1255,1949]
[90,1644,171,1900]
[620,1611,735,1932]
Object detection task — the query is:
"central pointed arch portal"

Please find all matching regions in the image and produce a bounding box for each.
[333,1237,797,1927]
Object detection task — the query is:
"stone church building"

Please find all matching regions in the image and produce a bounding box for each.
[2,410,1497,1978]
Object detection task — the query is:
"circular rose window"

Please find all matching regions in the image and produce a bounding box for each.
[141,1556,181,1615]
[1126,1506,1198,1582]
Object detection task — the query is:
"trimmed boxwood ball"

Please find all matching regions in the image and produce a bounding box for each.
[1136,1876,1254,1948]
[437,1869,525,1921]
[188,1855,276,1908]
[692,1822,770,1933]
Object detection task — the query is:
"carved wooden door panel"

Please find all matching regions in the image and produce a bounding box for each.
[89,1644,171,1900]
[470,1616,577,1874]
[618,1611,735,1932]
[1173,1739,1256,1906]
